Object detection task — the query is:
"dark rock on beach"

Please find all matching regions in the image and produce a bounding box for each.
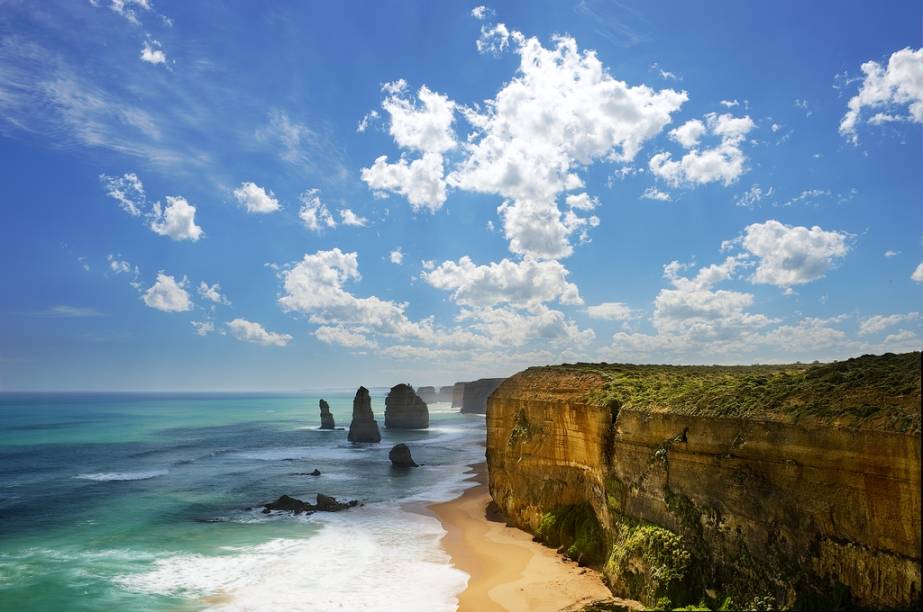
[347,386,381,443]
[318,399,335,429]
[384,383,429,429]
[261,493,358,514]
[388,443,418,468]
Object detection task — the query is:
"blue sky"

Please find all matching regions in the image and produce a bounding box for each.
[1,0,920,391]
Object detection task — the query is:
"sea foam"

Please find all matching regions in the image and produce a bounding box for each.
[75,470,169,482]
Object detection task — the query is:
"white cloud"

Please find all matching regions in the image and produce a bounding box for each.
[140,41,166,65]
[227,318,292,347]
[774,188,831,208]
[641,186,671,201]
[459,304,595,348]
[859,312,920,336]
[314,325,377,348]
[471,5,489,20]
[650,112,755,187]
[361,152,448,212]
[912,262,923,283]
[149,196,203,241]
[356,109,379,133]
[191,320,215,336]
[31,305,102,318]
[233,181,280,214]
[884,250,899,257]
[381,84,456,154]
[389,248,404,265]
[143,273,192,312]
[362,28,686,258]
[107,254,131,274]
[586,302,632,320]
[97,0,152,25]
[298,188,336,232]
[197,282,230,305]
[422,256,582,308]
[100,173,145,216]
[476,22,512,55]
[720,99,739,108]
[339,208,368,227]
[735,184,772,208]
[736,220,850,288]
[840,47,923,144]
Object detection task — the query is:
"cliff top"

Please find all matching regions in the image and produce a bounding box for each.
[520,352,921,433]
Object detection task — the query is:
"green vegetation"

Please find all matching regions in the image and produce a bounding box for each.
[536,504,606,565]
[507,408,539,447]
[550,352,920,432]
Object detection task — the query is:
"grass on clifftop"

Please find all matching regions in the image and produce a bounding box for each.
[553,352,920,433]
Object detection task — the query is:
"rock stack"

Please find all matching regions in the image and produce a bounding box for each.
[416,386,437,404]
[438,386,454,402]
[461,378,506,414]
[388,443,418,468]
[318,399,335,429]
[347,386,381,443]
[451,382,466,408]
[384,384,429,429]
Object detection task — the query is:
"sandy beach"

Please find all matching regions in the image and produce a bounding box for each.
[431,463,637,612]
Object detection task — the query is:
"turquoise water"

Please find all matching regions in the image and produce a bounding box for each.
[0,392,485,611]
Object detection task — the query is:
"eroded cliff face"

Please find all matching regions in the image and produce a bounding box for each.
[486,357,921,610]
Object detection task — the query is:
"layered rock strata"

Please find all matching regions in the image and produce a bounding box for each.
[318,399,335,429]
[486,354,921,610]
[347,386,381,443]
[451,382,465,408]
[384,383,429,429]
[461,377,506,414]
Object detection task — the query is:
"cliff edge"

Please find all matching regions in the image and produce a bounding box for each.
[486,352,921,610]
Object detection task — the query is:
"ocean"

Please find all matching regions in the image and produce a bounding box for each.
[0,392,486,611]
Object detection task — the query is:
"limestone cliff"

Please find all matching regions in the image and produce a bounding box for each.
[416,385,437,404]
[461,377,506,414]
[486,353,921,610]
[384,383,429,429]
[438,385,454,402]
[347,386,381,443]
[452,382,465,408]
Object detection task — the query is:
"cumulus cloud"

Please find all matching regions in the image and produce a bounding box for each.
[149,196,203,241]
[227,318,292,347]
[107,254,131,274]
[143,273,192,312]
[840,47,923,144]
[339,208,368,227]
[586,302,633,320]
[362,27,686,258]
[912,262,923,283]
[233,181,280,214]
[858,312,920,336]
[649,112,755,187]
[298,188,336,232]
[422,256,581,308]
[640,187,671,201]
[735,220,850,288]
[191,320,215,336]
[389,248,404,265]
[140,40,166,65]
[197,282,230,305]
[314,325,377,349]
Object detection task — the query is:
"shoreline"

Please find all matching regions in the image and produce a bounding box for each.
[429,462,628,612]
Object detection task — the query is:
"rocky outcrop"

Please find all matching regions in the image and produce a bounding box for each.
[347,386,381,443]
[261,493,358,514]
[318,399,335,429]
[389,443,418,468]
[417,386,437,404]
[486,354,922,610]
[384,384,429,429]
[461,377,506,414]
[451,382,465,408]
[438,386,454,402]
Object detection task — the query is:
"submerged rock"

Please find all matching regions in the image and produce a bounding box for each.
[347,386,381,443]
[261,493,358,514]
[318,399,335,429]
[388,443,418,468]
[384,383,429,429]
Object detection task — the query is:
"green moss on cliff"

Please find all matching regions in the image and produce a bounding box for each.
[536,503,605,565]
[560,352,920,432]
[507,408,540,447]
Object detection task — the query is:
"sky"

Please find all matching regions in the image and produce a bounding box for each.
[0,0,921,391]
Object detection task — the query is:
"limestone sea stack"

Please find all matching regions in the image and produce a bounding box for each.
[388,443,418,467]
[318,399,335,429]
[438,386,453,402]
[460,378,506,414]
[384,384,429,429]
[451,382,465,408]
[347,386,381,443]
[416,386,437,404]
